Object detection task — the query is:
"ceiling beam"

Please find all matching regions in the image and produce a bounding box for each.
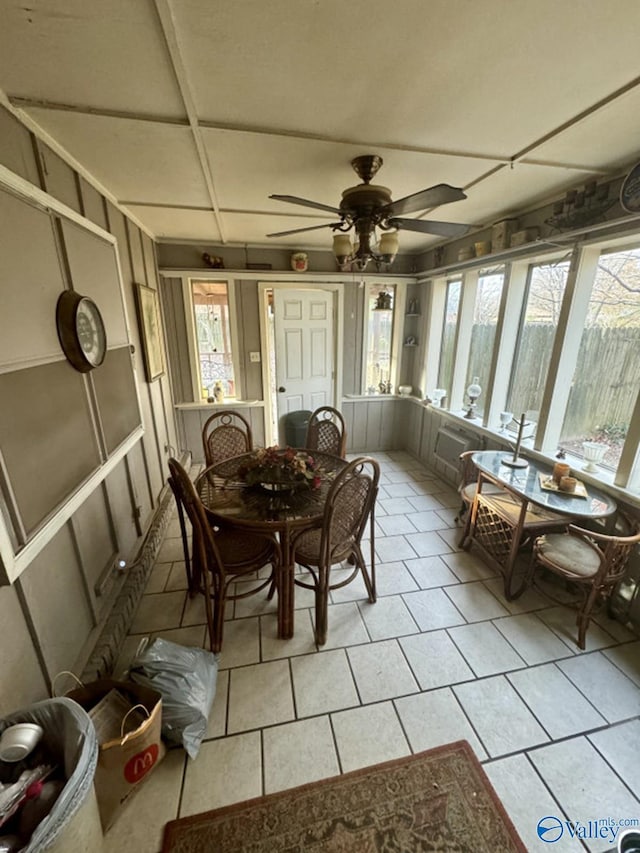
[152,0,226,242]
[7,98,617,177]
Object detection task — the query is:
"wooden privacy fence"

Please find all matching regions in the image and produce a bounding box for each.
[461,324,639,437]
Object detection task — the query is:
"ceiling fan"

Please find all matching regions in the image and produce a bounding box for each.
[267,154,470,270]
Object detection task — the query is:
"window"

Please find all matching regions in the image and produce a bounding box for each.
[191,281,236,399]
[364,284,396,393]
[506,260,570,421]
[558,247,640,469]
[465,269,504,416]
[437,279,461,396]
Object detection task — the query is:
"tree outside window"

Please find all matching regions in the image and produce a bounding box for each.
[192,281,236,398]
[558,247,640,469]
[437,279,462,398]
[465,270,504,417]
[364,284,395,393]
[506,261,570,422]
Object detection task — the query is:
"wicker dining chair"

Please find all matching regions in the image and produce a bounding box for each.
[527,514,640,649]
[202,410,253,467]
[305,406,347,457]
[292,456,379,645]
[454,450,506,545]
[167,458,279,653]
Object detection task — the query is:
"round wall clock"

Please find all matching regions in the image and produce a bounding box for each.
[56,291,107,372]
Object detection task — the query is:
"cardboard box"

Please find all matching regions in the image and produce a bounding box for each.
[491,218,518,251]
[510,227,540,247]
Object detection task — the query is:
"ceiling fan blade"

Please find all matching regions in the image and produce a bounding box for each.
[384,184,467,216]
[270,194,342,215]
[389,218,471,238]
[266,222,340,238]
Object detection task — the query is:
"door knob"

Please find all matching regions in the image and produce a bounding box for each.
[278,386,286,393]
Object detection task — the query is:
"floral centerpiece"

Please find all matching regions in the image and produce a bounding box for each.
[238,446,322,491]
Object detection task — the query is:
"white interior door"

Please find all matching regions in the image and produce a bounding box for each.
[273,288,335,439]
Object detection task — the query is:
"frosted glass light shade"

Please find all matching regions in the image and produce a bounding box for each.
[466,376,482,399]
[332,234,353,261]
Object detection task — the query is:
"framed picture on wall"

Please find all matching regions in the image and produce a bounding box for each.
[134,282,165,382]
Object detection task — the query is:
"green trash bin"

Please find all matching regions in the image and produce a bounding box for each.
[283,410,312,447]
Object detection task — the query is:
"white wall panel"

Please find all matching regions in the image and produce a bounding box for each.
[0,190,65,369]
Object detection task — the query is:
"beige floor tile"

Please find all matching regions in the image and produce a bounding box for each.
[444,580,510,622]
[164,561,189,592]
[130,592,186,634]
[403,556,460,588]
[453,675,549,757]
[395,688,487,760]
[291,648,359,717]
[357,594,418,640]
[103,748,185,853]
[485,755,585,853]
[399,630,474,690]
[493,612,575,664]
[206,669,229,738]
[557,652,640,723]
[263,716,340,793]
[318,601,370,649]
[233,583,278,618]
[260,611,317,660]
[228,659,294,733]
[331,701,410,772]
[144,562,172,594]
[156,538,185,564]
[370,562,419,596]
[215,617,261,669]
[441,550,497,581]
[507,663,606,739]
[537,605,619,652]
[151,624,207,649]
[180,731,262,817]
[347,639,419,703]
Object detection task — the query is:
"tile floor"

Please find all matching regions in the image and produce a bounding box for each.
[103,452,640,853]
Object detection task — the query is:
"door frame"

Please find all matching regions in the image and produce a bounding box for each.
[258,281,344,446]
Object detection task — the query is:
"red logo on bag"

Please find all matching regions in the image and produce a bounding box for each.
[124,744,159,784]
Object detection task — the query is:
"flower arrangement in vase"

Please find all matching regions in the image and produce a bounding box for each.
[238,446,322,491]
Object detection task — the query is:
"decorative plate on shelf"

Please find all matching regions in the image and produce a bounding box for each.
[620,161,640,213]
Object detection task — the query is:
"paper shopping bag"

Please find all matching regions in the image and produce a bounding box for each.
[63,677,165,830]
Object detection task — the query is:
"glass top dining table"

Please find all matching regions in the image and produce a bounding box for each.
[195,449,348,639]
[471,451,617,520]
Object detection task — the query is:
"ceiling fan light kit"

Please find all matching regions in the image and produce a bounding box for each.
[268,155,470,271]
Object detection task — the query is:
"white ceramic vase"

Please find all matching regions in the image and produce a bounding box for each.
[582,441,608,472]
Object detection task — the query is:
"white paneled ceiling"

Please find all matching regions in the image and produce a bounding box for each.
[1,0,639,255]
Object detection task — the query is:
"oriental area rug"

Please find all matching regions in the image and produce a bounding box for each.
[162,740,526,852]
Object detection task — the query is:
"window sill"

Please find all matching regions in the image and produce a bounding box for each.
[175,400,264,410]
[431,406,640,509]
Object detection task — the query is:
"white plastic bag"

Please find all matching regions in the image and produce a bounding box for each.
[128,639,218,759]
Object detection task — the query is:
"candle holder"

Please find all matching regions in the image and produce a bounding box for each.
[502,413,530,468]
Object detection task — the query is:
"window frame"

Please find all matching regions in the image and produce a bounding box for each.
[361,281,406,394]
[183,276,242,402]
[418,235,640,497]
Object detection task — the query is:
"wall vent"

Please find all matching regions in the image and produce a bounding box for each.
[433,427,476,473]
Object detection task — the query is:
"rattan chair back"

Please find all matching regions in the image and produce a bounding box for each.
[293,456,379,644]
[202,410,253,466]
[306,406,347,457]
[168,457,275,652]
